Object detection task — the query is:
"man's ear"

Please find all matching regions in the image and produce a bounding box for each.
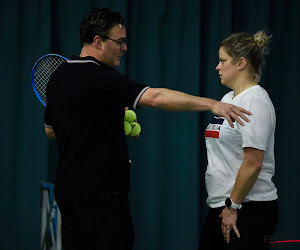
[238,57,247,70]
[94,35,102,49]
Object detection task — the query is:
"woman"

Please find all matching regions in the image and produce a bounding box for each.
[200,31,278,250]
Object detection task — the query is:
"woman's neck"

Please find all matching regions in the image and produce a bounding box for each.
[231,75,258,98]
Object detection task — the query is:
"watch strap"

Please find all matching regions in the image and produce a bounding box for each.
[226,198,242,209]
[230,199,242,209]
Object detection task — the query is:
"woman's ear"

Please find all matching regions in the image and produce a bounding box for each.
[238,57,247,70]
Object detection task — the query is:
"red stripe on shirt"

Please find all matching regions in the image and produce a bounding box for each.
[205,130,219,138]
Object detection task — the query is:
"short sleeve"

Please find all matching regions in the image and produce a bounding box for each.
[92,70,149,109]
[236,98,274,151]
[44,107,53,128]
[44,88,53,128]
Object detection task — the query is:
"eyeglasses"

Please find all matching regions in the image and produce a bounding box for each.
[101,36,127,49]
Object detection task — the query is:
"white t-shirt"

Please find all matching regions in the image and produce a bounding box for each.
[205,85,278,208]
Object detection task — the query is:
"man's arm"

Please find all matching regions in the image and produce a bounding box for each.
[138,88,251,127]
[45,127,56,139]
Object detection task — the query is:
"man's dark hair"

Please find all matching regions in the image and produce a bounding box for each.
[80,8,125,45]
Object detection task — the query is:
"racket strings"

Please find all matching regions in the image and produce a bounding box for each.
[33,56,66,104]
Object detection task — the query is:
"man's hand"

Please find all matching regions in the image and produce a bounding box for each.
[211,102,251,128]
[45,127,56,139]
[219,207,240,243]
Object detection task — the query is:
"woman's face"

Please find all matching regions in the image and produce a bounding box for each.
[215,47,239,87]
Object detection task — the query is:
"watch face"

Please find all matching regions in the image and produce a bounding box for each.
[225,198,231,207]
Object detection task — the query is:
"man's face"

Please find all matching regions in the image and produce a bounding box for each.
[100,24,127,67]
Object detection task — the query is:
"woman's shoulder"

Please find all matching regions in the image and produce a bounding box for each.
[243,85,272,103]
[221,91,234,102]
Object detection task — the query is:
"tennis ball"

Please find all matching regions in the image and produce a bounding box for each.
[124,110,137,123]
[130,122,141,137]
[124,121,132,135]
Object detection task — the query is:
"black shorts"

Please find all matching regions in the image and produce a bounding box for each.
[199,200,279,250]
[57,192,134,250]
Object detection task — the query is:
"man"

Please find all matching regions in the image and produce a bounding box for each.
[44,8,250,250]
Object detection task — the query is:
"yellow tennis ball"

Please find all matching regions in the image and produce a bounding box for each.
[130,122,141,137]
[124,121,132,135]
[124,110,137,123]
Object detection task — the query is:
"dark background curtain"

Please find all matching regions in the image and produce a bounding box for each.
[1,0,299,249]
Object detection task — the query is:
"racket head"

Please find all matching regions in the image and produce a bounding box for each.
[31,54,68,106]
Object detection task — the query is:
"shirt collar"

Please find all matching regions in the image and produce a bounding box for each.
[68,55,109,68]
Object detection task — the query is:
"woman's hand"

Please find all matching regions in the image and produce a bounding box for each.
[219,207,240,243]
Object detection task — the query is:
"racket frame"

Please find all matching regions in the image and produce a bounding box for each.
[31,54,68,107]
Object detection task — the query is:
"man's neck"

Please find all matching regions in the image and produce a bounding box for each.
[79,45,100,61]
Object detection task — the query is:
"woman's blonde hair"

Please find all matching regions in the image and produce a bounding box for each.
[220,31,271,82]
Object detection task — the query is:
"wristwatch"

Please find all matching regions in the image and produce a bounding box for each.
[225,198,242,209]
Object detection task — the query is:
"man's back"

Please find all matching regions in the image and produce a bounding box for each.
[44,56,146,201]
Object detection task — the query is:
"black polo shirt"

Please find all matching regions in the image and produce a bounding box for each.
[44,55,149,202]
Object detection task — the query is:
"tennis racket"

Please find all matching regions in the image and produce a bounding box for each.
[31,54,68,107]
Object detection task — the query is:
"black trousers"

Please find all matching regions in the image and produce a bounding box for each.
[57,192,134,250]
[199,200,279,250]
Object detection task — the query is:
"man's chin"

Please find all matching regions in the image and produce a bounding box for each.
[113,59,121,67]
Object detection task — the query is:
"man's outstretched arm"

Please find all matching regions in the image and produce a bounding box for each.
[138,88,251,127]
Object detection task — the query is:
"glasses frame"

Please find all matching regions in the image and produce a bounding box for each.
[101,36,127,49]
